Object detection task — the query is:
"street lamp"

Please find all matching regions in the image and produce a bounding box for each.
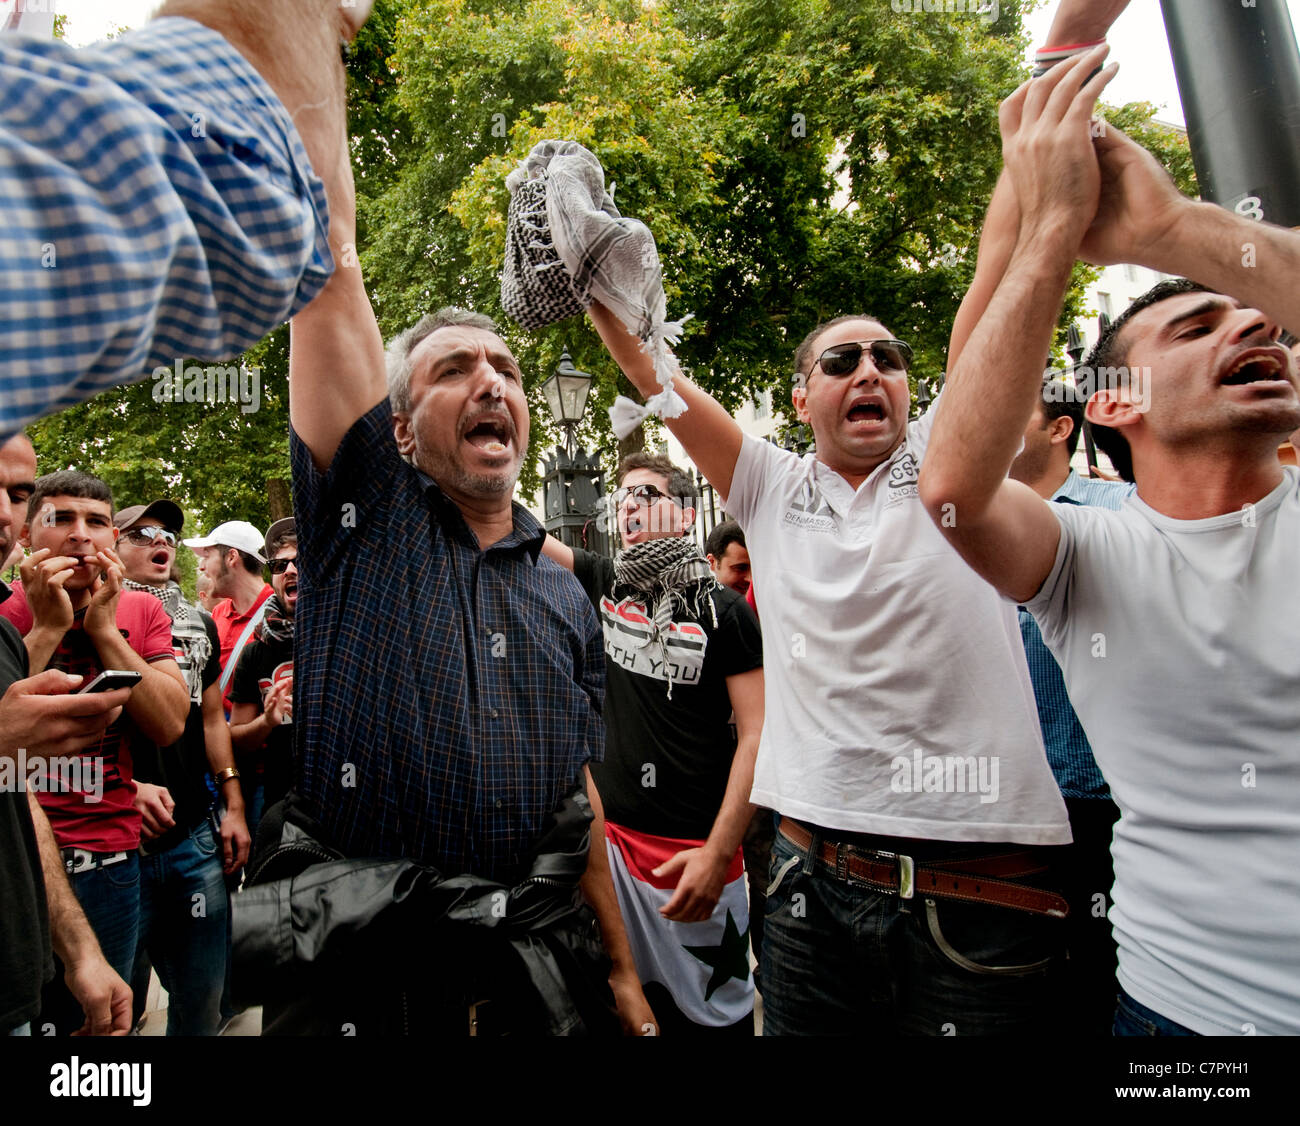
[539,350,608,554]
[1066,320,1099,476]
[539,349,593,457]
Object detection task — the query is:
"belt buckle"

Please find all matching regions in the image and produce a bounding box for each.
[875,850,915,899]
[63,849,90,876]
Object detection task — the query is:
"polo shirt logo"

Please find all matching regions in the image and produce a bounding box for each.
[781,479,836,533]
[884,450,920,509]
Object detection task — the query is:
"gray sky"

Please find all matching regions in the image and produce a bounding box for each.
[43,0,1300,128]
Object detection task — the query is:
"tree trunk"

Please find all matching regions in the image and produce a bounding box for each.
[267,478,293,521]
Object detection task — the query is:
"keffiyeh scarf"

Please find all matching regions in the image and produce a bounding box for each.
[501,140,691,438]
[256,594,294,644]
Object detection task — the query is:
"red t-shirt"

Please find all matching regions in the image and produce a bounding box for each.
[211,585,272,712]
[0,583,175,852]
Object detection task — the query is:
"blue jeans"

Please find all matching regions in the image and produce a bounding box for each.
[135,817,229,1035]
[1113,988,1199,1037]
[39,853,140,1035]
[760,828,1067,1036]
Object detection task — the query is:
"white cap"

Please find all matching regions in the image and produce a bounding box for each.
[182,520,268,564]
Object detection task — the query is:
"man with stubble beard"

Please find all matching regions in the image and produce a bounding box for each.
[237,156,655,1037]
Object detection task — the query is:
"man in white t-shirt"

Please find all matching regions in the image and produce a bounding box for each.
[586,216,1074,1035]
[920,47,1300,1035]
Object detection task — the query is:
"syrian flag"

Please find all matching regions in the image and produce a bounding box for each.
[604,820,753,1027]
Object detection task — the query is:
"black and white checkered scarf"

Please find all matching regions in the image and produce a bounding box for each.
[611,537,717,698]
[501,140,690,439]
[124,579,210,703]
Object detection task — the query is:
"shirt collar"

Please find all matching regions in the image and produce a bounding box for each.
[415,469,546,562]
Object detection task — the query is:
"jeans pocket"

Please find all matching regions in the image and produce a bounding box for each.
[1113,990,1159,1036]
[765,837,801,901]
[103,859,141,892]
[192,819,219,858]
[923,896,1057,976]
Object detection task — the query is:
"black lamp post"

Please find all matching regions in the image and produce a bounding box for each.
[539,350,608,553]
[1066,321,1099,476]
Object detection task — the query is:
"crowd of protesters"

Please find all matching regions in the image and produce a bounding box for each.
[2,0,1299,1040]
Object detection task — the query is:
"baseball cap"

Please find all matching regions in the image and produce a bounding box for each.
[113,500,184,534]
[264,517,296,560]
[182,520,268,564]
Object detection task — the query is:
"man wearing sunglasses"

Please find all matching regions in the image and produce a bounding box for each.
[114,500,250,1034]
[542,454,764,1034]
[586,292,1069,1032]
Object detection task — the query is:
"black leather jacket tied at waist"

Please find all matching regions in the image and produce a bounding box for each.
[231,785,619,1036]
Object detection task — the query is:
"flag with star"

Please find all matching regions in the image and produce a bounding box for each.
[604,820,753,1027]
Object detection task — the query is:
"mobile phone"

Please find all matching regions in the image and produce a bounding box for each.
[76,670,143,694]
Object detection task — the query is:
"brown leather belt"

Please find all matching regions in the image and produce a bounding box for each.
[778,818,1069,918]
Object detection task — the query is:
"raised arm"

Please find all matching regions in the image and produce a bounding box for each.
[588,302,744,501]
[1044,0,1131,48]
[947,170,1020,371]
[288,154,387,472]
[920,49,1116,603]
[1081,127,1300,335]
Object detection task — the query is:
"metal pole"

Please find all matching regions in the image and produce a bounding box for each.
[1160,0,1300,226]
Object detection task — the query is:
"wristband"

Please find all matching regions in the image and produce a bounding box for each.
[213,766,241,786]
[1032,38,1105,78]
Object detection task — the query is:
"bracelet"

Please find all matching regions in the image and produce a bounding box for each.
[1032,38,1106,78]
[212,766,241,785]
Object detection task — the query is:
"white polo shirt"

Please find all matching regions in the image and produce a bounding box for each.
[1026,469,1300,1035]
[725,411,1069,844]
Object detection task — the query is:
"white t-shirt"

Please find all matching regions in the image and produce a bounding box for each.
[1026,468,1300,1035]
[726,414,1069,844]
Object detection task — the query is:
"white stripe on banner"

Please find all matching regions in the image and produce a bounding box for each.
[605,829,753,1027]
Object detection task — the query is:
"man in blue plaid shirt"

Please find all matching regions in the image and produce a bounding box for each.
[0,0,374,439]
[268,133,657,1034]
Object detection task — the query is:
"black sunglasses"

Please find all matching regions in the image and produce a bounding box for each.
[123,525,177,548]
[268,556,298,574]
[611,483,677,509]
[810,339,913,379]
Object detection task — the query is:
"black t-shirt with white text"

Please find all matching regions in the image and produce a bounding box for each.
[230,633,295,814]
[572,548,762,840]
[132,615,221,855]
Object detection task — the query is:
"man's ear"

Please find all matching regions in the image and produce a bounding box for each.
[18,523,31,549]
[1086,389,1140,432]
[706,552,718,569]
[792,384,810,424]
[393,412,416,459]
[680,505,696,534]
[1048,415,1075,447]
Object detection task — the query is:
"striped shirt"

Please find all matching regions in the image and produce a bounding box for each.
[0,18,330,438]
[1019,472,1135,798]
[290,400,605,882]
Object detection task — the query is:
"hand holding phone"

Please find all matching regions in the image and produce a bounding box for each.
[77,670,143,694]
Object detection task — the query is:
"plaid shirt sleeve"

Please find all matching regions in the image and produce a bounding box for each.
[0,18,332,438]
